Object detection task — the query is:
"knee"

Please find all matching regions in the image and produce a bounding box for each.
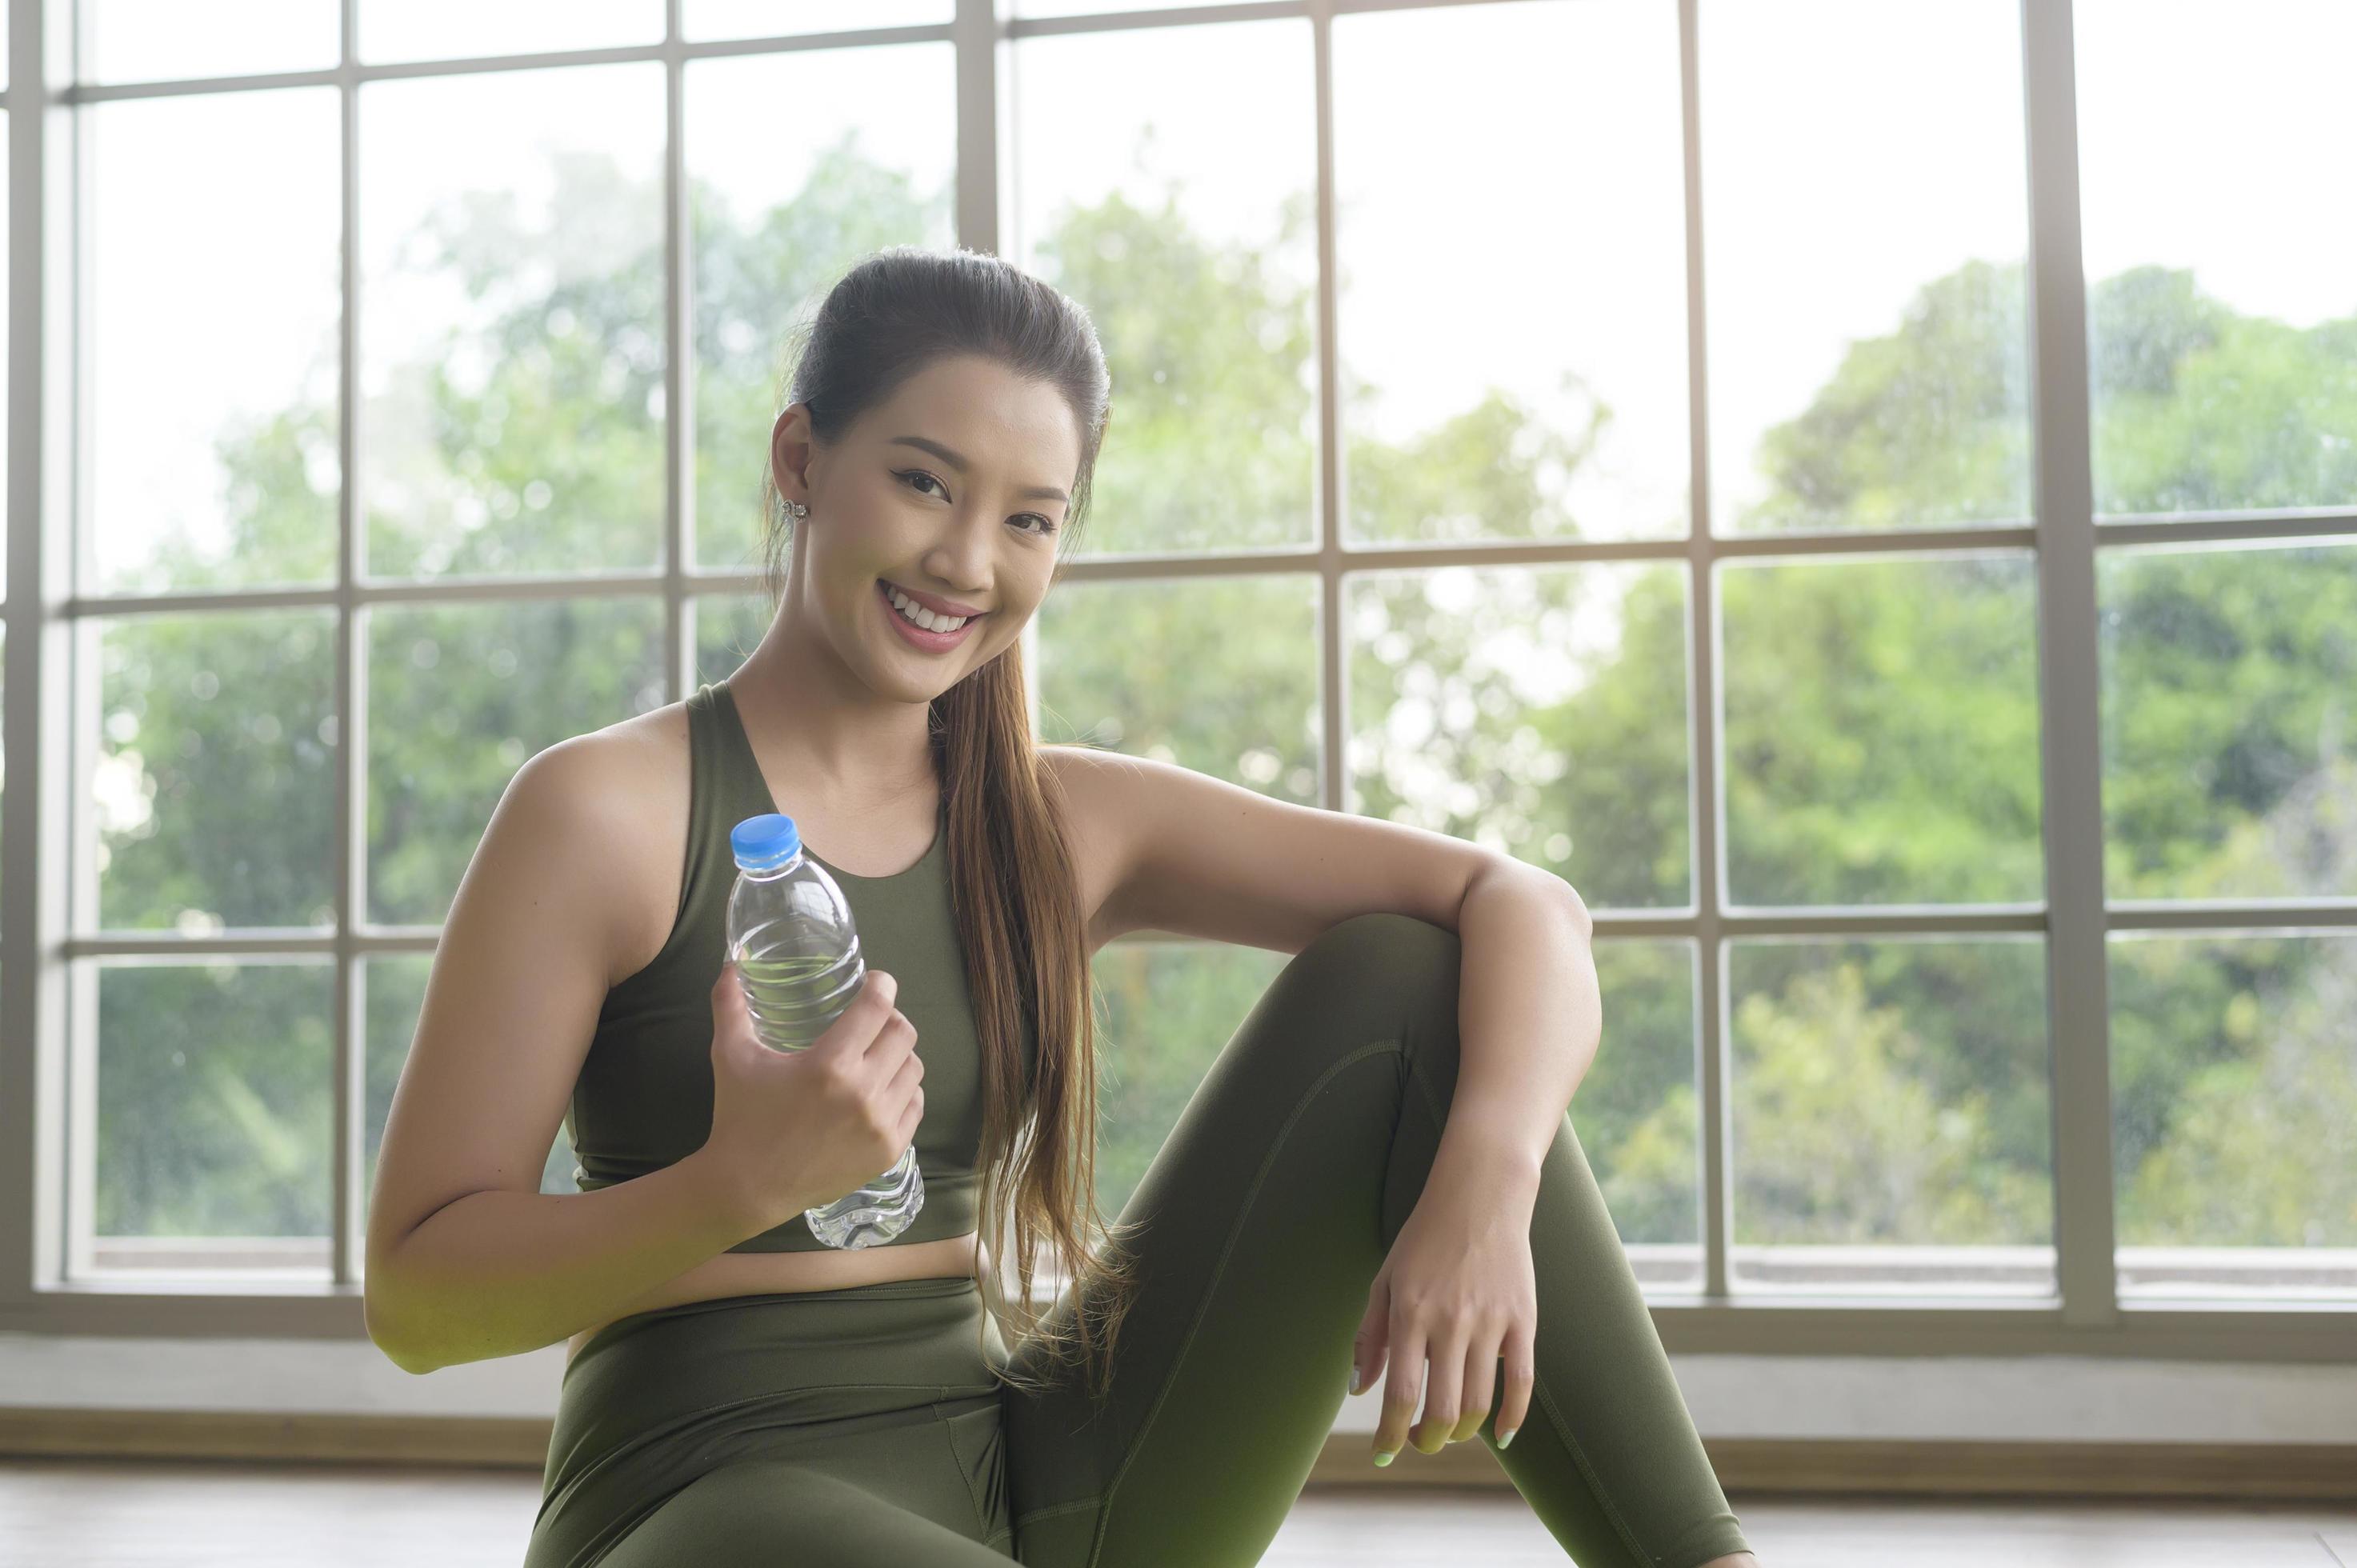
[1301,910,1459,978]
[1287,911,1462,1038]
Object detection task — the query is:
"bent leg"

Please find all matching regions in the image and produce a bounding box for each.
[999,911,1749,1568]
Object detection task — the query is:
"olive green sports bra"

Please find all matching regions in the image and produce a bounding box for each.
[565,677,998,1252]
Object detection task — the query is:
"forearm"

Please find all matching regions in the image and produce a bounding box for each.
[1427,859,1600,1207]
[366,1149,760,1374]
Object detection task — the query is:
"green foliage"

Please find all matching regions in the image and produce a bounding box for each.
[1744,258,2031,530]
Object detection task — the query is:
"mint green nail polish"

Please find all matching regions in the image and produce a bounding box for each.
[1498,1426,1517,1450]
[1347,1366,1360,1397]
[1372,1449,1395,1467]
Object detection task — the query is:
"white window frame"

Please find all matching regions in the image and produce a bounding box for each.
[2,0,2351,1362]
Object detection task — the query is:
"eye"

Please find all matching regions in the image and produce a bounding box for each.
[894,469,1058,537]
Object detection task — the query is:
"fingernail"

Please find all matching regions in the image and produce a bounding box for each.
[1498,1426,1517,1450]
[1371,1449,1395,1467]
[1347,1365,1360,1397]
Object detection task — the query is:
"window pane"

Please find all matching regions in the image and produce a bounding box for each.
[687,42,956,573]
[1580,939,1703,1291]
[94,610,338,932]
[695,593,772,690]
[1007,18,1317,558]
[364,956,574,1224]
[2111,932,2357,1300]
[1335,0,1687,544]
[1347,562,1690,908]
[366,595,666,926]
[1035,575,1319,801]
[360,0,662,65]
[2098,538,2357,902]
[2078,0,2357,518]
[81,0,337,86]
[90,90,342,594]
[1721,554,2043,907]
[1729,937,2054,1295]
[686,1,950,38]
[361,64,667,579]
[87,958,334,1281]
[1702,0,2030,534]
[1088,941,1290,1221]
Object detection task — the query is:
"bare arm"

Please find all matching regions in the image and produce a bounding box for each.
[361,732,784,1374]
[370,1150,762,1374]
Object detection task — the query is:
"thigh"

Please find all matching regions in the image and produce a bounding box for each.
[527,1281,1016,1568]
[600,1459,1014,1568]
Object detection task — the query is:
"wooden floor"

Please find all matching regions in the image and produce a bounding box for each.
[2,1458,2352,1566]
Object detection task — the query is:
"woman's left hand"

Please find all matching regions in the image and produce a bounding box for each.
[1350,1181,1539,1463]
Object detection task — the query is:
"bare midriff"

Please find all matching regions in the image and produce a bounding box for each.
[564,1228,989,1366]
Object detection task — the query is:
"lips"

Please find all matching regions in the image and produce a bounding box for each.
[877,578,983,650]
[882,581,985,618]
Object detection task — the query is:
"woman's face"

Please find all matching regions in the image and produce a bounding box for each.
[771,353,1082,701]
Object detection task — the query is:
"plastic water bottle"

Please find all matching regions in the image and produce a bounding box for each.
[724,811,924,1249]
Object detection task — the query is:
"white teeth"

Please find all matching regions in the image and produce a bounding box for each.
[884,584,969,633]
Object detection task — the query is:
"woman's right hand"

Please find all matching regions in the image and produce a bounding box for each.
[701,964,924,1238]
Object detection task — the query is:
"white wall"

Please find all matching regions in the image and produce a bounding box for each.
[6,1334,2356,1444]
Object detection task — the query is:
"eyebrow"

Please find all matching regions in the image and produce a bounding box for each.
[887,435,1069,506]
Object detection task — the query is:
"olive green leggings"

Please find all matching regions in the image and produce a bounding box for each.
[527,912,1751,1567]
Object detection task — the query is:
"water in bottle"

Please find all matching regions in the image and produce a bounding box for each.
[724,811,924,1249]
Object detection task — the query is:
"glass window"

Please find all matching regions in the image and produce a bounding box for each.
[360,64,667,579]
[2078,0,2357,518]
[1335,1,1689,544]
[1702,0,2031,535]
[1730,937,2055,1296]
[88,89,342,594]
[1721,553,2044,909]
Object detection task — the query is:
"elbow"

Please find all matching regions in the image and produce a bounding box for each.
[363,1276,440,1377]
[1529,864,1593,941]
[365,1308,425,1377]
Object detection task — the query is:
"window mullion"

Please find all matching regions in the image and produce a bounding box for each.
[2020,0,2118,1329]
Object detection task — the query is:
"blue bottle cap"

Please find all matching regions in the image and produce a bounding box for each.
[730,813,802,871]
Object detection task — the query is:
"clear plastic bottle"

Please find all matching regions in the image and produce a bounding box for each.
[724,811,924,1249]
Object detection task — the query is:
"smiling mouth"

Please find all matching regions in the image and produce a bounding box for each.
[877,579,986,633]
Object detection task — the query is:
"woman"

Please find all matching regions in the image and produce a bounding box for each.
[364,246,1759,1567]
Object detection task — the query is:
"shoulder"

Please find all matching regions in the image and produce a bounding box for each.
[509,703,687,830]
[498,703,694,988]
[1038,742,1138,848]
[1038,743,1145,949]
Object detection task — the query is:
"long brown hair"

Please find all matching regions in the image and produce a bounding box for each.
[755,245,1139,1402]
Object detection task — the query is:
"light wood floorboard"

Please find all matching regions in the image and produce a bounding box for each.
[1,1459,2351,1566]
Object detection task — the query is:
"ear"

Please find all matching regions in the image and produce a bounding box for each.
[772,405,815,503]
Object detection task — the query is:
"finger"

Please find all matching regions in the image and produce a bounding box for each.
[1372,1320,1425,1466]
[862,1010,915,1078]
[713,964,749,1038]
[1350,1275,1391,1401]
[1412,1323,1467,1455]
[889,1049,923,1098]
[1453,1333,1499,1446]
[844,974,898,1057]
[1495,1319,1535,1450]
